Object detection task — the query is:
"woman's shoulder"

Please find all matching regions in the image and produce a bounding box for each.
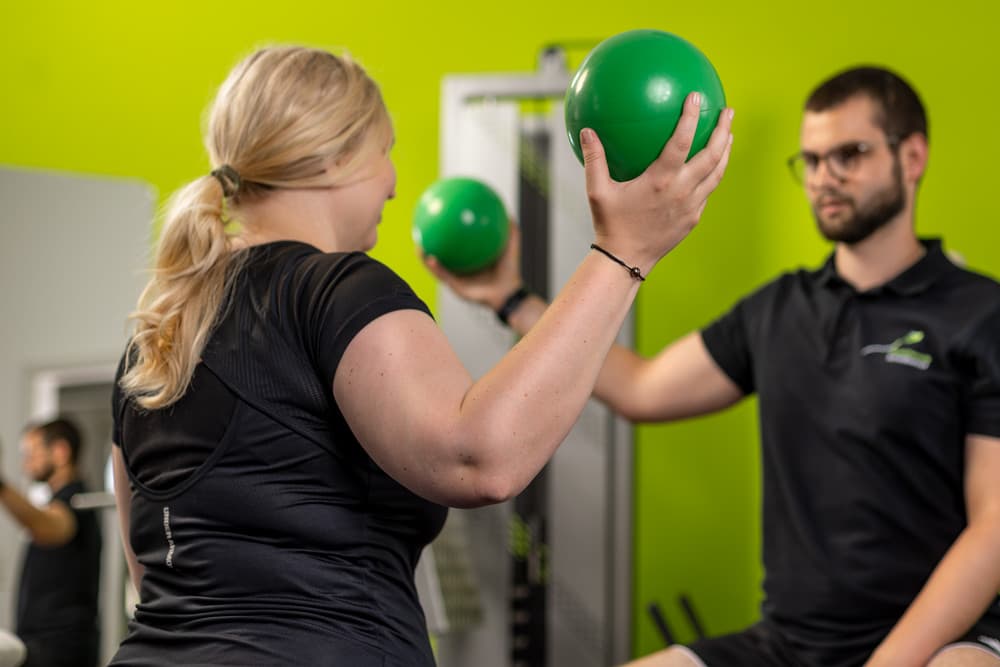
[245,240,397,279]
[239,242,424,322]
[235,242,389,295]
[294,248,410,296]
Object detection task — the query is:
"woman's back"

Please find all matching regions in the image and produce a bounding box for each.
[111,242,446,666]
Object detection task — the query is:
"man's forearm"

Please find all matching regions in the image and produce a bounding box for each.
[866,517,1000,665]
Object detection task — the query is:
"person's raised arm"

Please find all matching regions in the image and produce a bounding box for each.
[336,95,734,508]
[593,331,743,422]
[426,135,744,427]
[0,443,76,547]
[0,482,76,547]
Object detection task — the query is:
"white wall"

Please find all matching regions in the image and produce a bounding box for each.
[0,166,152,631]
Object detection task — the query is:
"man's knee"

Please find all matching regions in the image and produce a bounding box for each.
[927,644,1000,667]
[623,645,706,667]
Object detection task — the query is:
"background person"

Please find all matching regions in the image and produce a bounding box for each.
[0,419,101,667]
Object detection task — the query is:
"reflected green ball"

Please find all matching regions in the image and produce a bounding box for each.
[412,177,509,274]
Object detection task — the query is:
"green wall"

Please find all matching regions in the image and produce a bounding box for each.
[4,0,999,660]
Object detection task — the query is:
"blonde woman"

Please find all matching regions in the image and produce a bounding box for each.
[109,46,733,665]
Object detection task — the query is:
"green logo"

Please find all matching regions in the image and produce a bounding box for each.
[860,330,933,370]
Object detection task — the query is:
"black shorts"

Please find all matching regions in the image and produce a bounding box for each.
[685,618,1000,667]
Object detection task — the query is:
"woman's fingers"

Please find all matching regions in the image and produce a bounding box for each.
[693,132,733,211]
[650,92,702,171]
[686,107,734,183]
[581,127,613,200]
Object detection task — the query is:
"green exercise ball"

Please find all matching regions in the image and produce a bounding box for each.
[564,29,726,182]
[412,177,509,274]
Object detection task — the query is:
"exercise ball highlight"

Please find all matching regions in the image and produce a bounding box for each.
[564,29,726,182]
[413,177,509,274]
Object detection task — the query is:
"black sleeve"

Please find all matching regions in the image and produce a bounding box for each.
[51,482,86,520]
[111,348,130,447]
[958,304,1000,438]
[297,253,433,385]
[700,297,755,395]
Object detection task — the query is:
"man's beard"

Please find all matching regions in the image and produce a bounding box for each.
[31,462,54,483]
[813,159,905,244]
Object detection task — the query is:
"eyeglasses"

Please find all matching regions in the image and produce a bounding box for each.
[787,137,898,184]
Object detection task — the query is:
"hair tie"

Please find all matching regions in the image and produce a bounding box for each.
[210,164,242,198]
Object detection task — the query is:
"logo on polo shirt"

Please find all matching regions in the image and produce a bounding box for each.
[860,330,933,370]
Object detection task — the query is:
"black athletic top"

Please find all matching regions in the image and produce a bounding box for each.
[109,241,448,666]
[16,480,102,640]
[701,239,1000,657]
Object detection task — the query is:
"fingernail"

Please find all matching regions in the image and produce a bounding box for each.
[728,108,735,120]
[691,92,702,107]
[580,128,595,144]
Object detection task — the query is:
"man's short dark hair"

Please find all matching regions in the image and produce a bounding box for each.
[29,418,83,464]
[805,66,928,142]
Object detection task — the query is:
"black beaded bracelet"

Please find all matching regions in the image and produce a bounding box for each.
[496,286,530,325]
[590,243,646,281]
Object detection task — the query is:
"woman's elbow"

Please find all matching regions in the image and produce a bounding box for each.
[446,468,522,509]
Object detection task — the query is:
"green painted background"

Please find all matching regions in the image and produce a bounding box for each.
[3,0,999,659]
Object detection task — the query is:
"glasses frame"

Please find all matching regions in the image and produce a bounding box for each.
[787,136,900,185]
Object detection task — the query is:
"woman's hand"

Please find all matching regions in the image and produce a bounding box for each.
[582,93,734,276]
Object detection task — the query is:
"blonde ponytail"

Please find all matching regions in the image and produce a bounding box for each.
[121,175,244,409]
[120,45,392,409]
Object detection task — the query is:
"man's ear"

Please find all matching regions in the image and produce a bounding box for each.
[899,132,928,185]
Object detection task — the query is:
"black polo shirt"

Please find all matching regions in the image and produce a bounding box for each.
[16,480,102,641]
[701,239,1000,651]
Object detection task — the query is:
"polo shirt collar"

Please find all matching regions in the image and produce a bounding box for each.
[817,238,953,296]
